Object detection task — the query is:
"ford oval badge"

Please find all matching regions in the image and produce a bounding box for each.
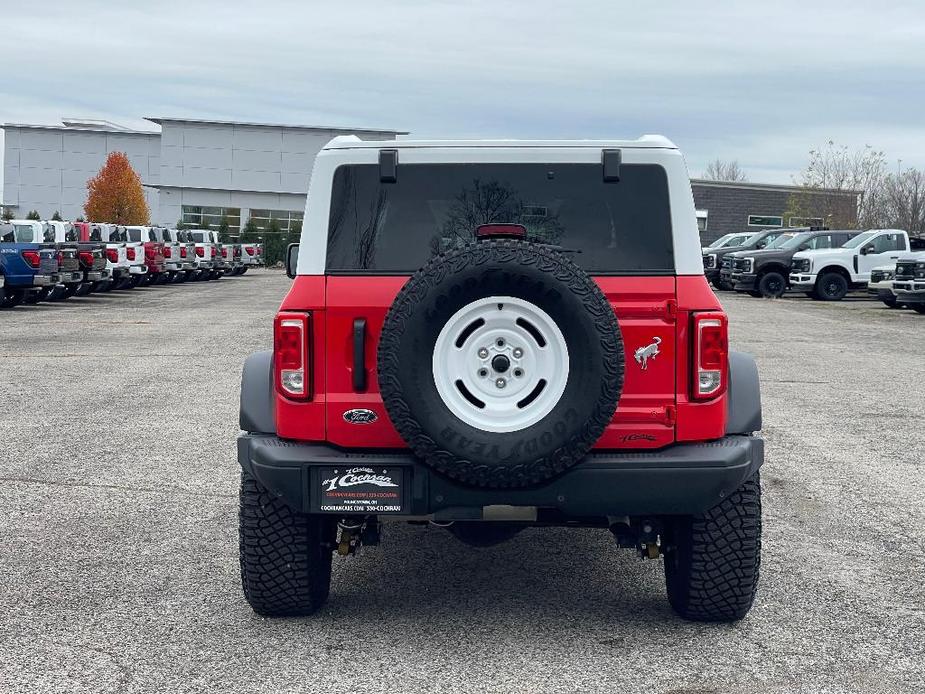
[343,409,378,424]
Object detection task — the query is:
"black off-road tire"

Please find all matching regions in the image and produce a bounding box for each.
[757,271,787,298]
[913,304,925,315]
[664,473,762,622]
[239,471,336,616]
[378,239,624,489]
[881,296,900,308]
[815,272,848,301]
[747,290,762,298]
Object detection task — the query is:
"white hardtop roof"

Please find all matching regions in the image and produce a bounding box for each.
[323,134,677,150]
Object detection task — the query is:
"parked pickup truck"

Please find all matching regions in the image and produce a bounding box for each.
[93,223,134,290]
[188,229,219,280]
[126,226,166,285]
[728,229,860,298]
[7,220,83,302]
[176,230,200,280]
[45,221,110,297]
[240,243,262,273]
[701,232,755,254]
[789,229,910,301]
[152,227,187,282]
[221,243,243,275]
[0,221,59,307]
[709,228,794,290]
[891,247,925,314]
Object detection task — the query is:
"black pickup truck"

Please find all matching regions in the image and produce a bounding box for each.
[728,229,861,297]
[704,228,792,290]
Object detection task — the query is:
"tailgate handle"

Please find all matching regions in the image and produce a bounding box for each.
[353,318,367,392]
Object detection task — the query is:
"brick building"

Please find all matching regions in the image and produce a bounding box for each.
[691,179,860,244]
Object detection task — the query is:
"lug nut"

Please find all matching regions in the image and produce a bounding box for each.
[512,348,523,358]
[478,348,489,359]
[495,378,506,389]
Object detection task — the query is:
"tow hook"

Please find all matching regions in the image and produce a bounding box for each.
[336,517,380,556]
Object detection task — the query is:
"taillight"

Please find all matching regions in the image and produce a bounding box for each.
[692,312,728,400]
[56,251,64,267]
[163,246,172,258]
[195,247,204,257]
[274,312,311,400]
[105,248,118,263]
[145,247,155,261]
[257,247,262,255]
[246,247,255,256]
[180,246,187,258]
[78,250,94,266]
[223,248,229,257]
[22,250,41,268]
[211,247,217,258]
[127,247,136,261]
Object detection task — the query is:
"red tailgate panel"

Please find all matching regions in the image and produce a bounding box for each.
[594,276,677,449]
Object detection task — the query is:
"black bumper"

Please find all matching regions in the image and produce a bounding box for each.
[733,273,757,291]
[237,434,764,518]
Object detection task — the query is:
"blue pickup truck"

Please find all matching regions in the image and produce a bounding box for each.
[0,221,59,308]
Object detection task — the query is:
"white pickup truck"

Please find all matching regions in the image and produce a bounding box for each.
[892,251,925,314]
[188,229,221,280]
[789,229,910,301]
[94,223,135,290]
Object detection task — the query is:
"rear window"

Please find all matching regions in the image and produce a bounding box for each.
[325,163,674,274]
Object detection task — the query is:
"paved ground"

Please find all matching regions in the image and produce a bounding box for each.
[1,271,922,694]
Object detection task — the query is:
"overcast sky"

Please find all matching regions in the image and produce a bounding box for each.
[2,0,924,188]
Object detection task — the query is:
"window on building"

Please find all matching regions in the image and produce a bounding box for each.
[696,210,708,232]
[181,206,241,232]
[789,216,825,228]
[248,209,304,232]
[747,215,783,227]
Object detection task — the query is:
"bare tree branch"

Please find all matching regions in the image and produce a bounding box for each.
[702,159,748,182]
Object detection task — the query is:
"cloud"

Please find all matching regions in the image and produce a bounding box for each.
[2,0,925,184]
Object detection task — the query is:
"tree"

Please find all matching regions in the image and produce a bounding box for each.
[881,167,925,234]
[702,159,748,182]
[2,207,14,221]
[26,210,41,220]
[84,151,150,225]
[51,210,63,221]
[176,219,186,230]
[218,215,231,242]
[240,217,259,243]
[792,141,887,229]
[264,218,287,266]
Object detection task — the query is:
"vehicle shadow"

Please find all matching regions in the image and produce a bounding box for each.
[316,523,680,629]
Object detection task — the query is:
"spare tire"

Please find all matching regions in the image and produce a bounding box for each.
[377,239,624,488]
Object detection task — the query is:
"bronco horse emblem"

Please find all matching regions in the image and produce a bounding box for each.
[634,337,662,370]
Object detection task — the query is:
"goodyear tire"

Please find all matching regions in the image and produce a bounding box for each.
[378,239,624,489]
[239,470,336,616]
[664,473,762,622]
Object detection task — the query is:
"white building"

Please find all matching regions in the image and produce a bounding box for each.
[1,117,406,232]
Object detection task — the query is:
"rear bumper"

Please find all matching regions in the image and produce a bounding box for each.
[237,434,764,518]
[129,265,149,275]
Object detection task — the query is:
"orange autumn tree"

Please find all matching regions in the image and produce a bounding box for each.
[84,152,150,224]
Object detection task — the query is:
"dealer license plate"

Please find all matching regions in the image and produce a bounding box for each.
[315,466,405,514]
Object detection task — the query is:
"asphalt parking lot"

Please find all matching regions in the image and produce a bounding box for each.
[1,271,923,694]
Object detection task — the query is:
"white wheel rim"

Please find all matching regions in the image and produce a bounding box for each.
[432,296,570,433]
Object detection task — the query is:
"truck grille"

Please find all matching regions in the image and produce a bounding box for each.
[732,257,749,271]
[870,269,892,283]
[721,256,733,269]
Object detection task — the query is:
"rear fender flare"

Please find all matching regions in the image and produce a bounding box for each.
[240,351,276,434]
[726,351,762,435]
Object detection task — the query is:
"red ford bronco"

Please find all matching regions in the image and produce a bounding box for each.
[238,136,764,622]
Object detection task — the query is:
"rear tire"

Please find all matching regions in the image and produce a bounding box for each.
[757,271,787,298]
[913,305,925,315]
[814,272,848,301]
[239,471,336,616]
[881,296,899,308]
[1,288,24,309]
[664,473,762,622]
